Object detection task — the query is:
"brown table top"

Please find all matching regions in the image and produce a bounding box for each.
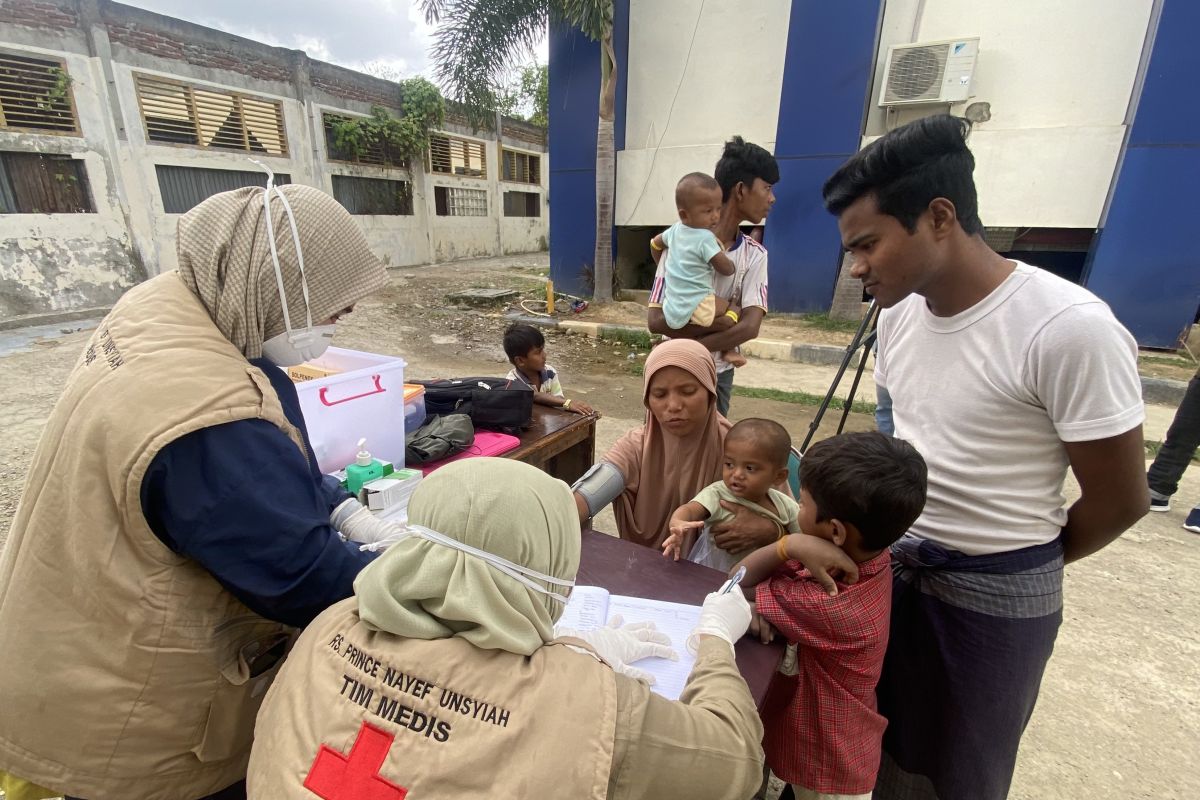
[508,405,595,458]
[577,530,783,708]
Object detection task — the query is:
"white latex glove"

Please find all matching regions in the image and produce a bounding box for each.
[686,590,752,656]
[555,616,679,685]
[330,498,400,545]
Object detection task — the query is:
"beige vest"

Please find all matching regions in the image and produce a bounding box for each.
[0,273,307,799]
[247,598,618,799]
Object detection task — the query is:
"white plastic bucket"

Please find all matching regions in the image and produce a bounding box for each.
[287,347,407,473]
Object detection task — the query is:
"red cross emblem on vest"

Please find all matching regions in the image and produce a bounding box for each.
[304,722,408,800]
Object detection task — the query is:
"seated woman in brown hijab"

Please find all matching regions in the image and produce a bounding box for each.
[573,339,824,569]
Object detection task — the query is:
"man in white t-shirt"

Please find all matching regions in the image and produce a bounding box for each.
[821,115,1149,800]
[648,136,777,418]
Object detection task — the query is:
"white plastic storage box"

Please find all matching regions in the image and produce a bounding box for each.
[286,347,407,474]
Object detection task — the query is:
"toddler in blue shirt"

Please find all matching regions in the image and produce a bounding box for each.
[651,172,745,367]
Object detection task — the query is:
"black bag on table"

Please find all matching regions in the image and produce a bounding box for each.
[412,376,533,434]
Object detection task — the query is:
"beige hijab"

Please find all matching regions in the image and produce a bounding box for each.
[354,458,580,656]
[605,339,732,549]
[176,183,388,358]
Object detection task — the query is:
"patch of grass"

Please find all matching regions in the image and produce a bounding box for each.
[628,361,644,377]
[1139,354,1193,368]
[732,385,877,415]
[602,328,653,350]
[795,312,865,334]
[1145,440,1200,465]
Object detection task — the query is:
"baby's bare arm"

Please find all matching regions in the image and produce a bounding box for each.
[710,250,736,276]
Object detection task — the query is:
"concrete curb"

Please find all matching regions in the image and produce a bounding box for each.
[1142,376,1188,407]
[0,307,110,332]
[503,313,1188,405]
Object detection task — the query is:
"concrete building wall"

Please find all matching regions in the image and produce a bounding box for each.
[864,0,1155,228]
[0,0,548,320]
[614,0,792,226]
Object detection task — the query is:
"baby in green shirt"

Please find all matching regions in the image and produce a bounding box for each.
[663,418,799,571]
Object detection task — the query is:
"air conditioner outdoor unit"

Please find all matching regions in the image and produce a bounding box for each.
[879,37,980,107]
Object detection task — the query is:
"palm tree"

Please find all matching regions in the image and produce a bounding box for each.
[420,0,617,303]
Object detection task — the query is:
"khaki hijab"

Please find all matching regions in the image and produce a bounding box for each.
[605,339,732,549]
[176,184,388,359]
[354,458,580,656]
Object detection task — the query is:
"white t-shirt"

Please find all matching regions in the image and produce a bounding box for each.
[876,262,1144,555]
[650,233,769,373]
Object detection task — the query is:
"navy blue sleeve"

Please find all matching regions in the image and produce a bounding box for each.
[141,418,376,628]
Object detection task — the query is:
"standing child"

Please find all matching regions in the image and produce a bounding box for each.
[652,172,746,367]
[503,323,595,416]
[736,431,927,800]
[662,418,798,571]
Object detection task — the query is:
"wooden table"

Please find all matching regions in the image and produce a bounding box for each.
[506,405,597,485]
[577,530,783,708]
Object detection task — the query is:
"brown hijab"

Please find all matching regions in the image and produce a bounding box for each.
[176,184,388,359]
[604,339,732,548]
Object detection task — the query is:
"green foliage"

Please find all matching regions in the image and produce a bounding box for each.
[38,67,72,112]
[732,385,878,415]
[420,0,610,128]
[330,77,445,165]
[498,63,548,127]
[796,312,867,334]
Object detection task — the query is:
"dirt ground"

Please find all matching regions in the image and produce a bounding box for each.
[1,254,1197,799]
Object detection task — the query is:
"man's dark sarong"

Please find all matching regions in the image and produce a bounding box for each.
[873,534,1064,800]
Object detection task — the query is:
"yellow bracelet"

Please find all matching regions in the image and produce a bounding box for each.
[563,398,573,410]
[724,309,740,323]
[650,239,664,252]
[776,536,790,562]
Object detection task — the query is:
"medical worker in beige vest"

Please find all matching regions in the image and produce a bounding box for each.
[0,178,394,800]
[249,458,861,799]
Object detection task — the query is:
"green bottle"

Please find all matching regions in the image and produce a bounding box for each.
[345,438,384,495]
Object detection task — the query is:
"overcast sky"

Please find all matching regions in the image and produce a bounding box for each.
[119,0,547,81]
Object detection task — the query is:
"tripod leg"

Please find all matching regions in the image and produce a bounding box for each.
[800,301,880,452]
[837,331,875,434]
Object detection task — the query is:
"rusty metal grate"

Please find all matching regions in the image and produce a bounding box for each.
[429,133,486,178]
[501,148,540,184]
[0,52,78,134]
[134,73,287,156]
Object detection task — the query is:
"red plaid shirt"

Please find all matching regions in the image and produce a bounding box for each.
[755,551,892,794]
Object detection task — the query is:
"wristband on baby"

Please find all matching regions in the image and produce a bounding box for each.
[724,310,740,324]
[650,238,664,252]
[776,536,790,562]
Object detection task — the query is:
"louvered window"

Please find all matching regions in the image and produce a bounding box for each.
[501,149,540,184]
[429,134,486,179]
[135,73,287,155]
[0,52,77,134]
[323,113,409,169]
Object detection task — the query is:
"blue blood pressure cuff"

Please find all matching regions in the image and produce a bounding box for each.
[570,462,625,519]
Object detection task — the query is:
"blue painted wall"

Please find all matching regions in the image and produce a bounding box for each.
[1085,0,1200,348]
[766,1,883,313]
[547,1,629,298]
[548,18,600,297]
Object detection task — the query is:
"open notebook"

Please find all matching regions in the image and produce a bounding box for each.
[558,586,702,701]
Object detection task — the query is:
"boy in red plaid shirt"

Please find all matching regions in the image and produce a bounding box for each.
[734,431,927,800]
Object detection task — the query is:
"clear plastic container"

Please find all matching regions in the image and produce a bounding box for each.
[403,384,426,432]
